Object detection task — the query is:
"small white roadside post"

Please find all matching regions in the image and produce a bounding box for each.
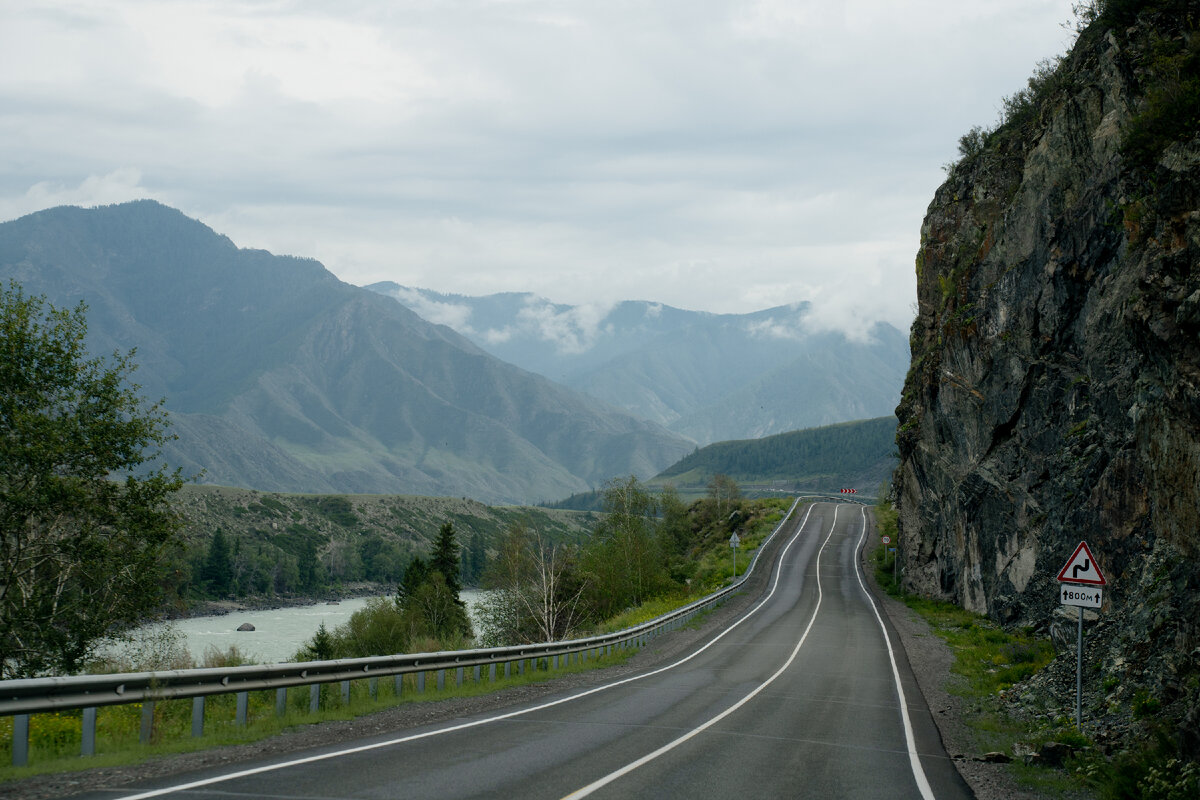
[1056,541,1107,731]
[729,531,740,580]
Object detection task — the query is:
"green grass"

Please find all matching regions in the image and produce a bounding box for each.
[0,646,636,783]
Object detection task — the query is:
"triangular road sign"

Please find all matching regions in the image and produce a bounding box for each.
[1056,541,1107,585]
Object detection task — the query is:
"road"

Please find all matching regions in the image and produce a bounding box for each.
[88,502,972,800]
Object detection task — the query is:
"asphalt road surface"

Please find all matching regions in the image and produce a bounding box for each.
[83,502,972,800]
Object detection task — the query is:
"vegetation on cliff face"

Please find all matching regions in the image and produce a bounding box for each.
[894,0,1199,786]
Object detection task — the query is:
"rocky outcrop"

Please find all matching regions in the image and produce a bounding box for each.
[894,1,1199,750]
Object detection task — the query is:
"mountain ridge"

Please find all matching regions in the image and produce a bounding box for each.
[0,201,693,503]
[367,282,909,443]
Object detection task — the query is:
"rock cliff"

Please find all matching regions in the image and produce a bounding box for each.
[894,0,1199,751]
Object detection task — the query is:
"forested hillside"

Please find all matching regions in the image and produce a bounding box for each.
[169,485,596,611]
[652,416,897,494]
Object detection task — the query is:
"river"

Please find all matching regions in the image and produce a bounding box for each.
[119,590,485,665]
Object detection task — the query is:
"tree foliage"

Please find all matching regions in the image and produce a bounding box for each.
[0,283,184,677]
[581,476,669,619]
[477,521,587,646]
[393,523,472,643]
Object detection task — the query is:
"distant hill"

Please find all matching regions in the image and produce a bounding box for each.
[0,201,693,503]
[653,416,897,494]
[367,284,909,444]
[544,417,898,509]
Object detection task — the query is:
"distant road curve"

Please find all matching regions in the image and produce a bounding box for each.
[91,502,970,800]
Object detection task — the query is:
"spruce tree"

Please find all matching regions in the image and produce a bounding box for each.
[430,523,463,596]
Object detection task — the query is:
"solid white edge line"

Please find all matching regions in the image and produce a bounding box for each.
[558,504,842,799]
[852,505,937,800]
[114,501,816,800]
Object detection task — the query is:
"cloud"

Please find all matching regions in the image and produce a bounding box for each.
[744,304,810,341]
[0,169,162,222]
[387,287,477,333]
[0,0,1082,339]
[481,326,515,345]
[515,298,616,355]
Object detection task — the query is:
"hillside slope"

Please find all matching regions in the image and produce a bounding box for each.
[0,202,692,503]
[894,1,1199,753]
[170,485,596,607]
[653,416,897,495]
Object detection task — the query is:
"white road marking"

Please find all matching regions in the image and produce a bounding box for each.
[559,504,842,799]
[851,504,936,800]
[112,501,814,800]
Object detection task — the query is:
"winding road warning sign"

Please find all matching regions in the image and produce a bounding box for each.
[1056,541,1107,586]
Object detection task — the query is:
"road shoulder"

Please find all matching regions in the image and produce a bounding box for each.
[858,522,1054,800]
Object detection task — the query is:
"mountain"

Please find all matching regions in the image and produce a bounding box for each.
[367,284,909,444]
[894,1,1199,757]
[0,201,693,503]
[652,416,897,496]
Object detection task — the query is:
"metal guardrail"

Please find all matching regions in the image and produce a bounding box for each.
[0,497,810,766]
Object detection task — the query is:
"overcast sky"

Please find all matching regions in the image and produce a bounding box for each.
[1,0,1080,337]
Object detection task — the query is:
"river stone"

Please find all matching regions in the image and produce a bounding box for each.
[236,622,255,632]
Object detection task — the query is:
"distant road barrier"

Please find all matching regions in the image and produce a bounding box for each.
[0,496,850,767]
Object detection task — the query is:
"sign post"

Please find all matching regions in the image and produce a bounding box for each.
[1056,541,1107,731]
[729,531,740,580]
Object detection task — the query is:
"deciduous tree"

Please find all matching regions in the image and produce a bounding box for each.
[477,522,586,645]
[0,283,184,677]
[582,476,666,618]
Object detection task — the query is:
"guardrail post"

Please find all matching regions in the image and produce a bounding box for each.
[518,660,525,675]
[395,674,403,697]
[489,663,496,682]
[12,714,29,766]
[455,666,463,687]
[437,669,445,691]
[236,691,248,725]
[504,661,511,678]
[276,687,287,717]
[369,676,378,699]
[309,684,320,713]
[418,672,426,693]
[82,707,98,755]
[474,665,482,683]
[139,701,155,744]
[341,680,350,705]
[192,696,205,737]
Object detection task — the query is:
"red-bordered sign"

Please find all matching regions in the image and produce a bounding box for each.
[1056,541,1107,586]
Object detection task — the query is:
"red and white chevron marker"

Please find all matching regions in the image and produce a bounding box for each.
[839,488,857,494]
